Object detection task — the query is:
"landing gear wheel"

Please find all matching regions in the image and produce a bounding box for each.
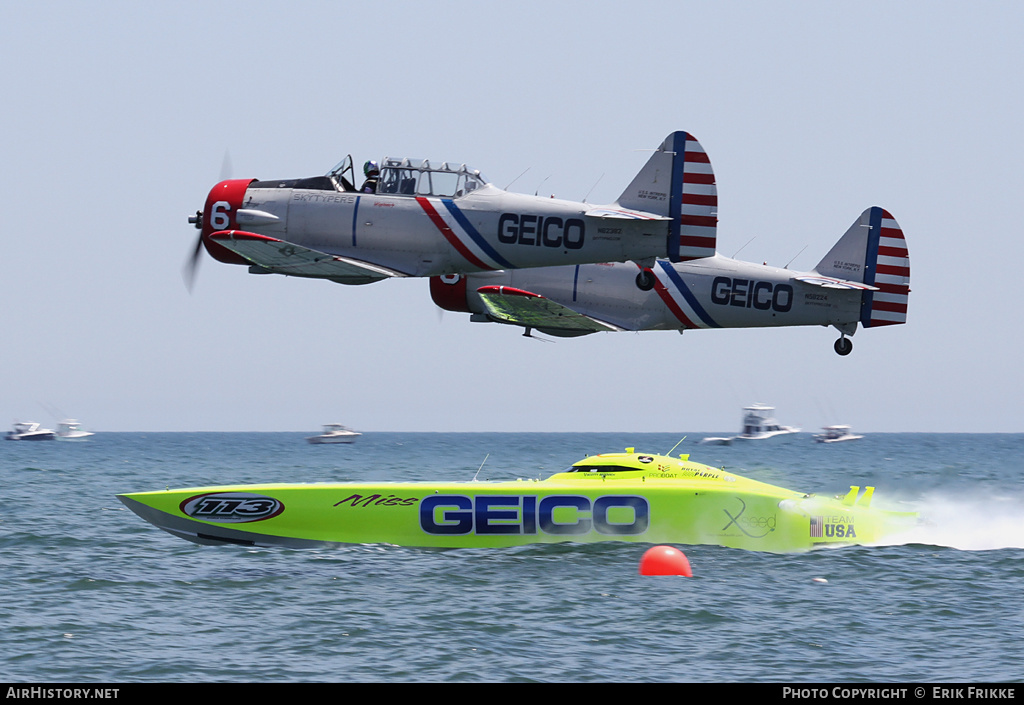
[636,269,655,291]
[834,337,853,356]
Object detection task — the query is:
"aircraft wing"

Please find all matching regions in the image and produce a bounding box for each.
[794,275,879,291]
[210,231,408,285]
[475,285,625,335]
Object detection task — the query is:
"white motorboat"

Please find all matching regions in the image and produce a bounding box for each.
[702,404,800,444]
[305,424,361,444]
[814,425,863,443]
[735,404,800,440]
[56,420,94,441]
[6,421,56,441]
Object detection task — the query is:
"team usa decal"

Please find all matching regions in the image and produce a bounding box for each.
[180,492,284,523]
[420,495,649,536]
[810,515,858,539]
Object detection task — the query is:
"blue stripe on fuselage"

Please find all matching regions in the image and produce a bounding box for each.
[442,199,514,269]
[657,260,721,328]
[351,196,360,246]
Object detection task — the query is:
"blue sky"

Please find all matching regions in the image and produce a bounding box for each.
[1,1,1021,432]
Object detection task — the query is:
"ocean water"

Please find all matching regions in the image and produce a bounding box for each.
[2,432,1022,683]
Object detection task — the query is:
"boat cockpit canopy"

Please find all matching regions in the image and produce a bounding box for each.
[566,464,643,473]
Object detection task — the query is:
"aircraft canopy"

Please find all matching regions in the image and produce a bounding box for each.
[324,155,485,197]
[376,157,486,198]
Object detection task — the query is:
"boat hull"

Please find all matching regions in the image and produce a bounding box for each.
[56,432,94,441]
[733,429,800,441]
[5,432,56,441]
[306,434,359,444]
[815,435,863,443]
[118,455,916,553]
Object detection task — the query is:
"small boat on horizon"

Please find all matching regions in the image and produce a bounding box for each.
[56,420,95,441]
[701,404,800,445]
[6,421,56,441]
[306,424,361,444]
[814,425,863,443]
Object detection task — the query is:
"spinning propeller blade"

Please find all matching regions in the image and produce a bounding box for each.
[182,223,204,292]
[183,151,232,293]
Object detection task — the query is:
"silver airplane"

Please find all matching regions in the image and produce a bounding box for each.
[185,132,716,288]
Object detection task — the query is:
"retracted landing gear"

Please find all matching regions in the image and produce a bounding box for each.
[636,269,655,291]
[834,336,853,356]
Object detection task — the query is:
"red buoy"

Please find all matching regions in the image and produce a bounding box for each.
[639,545,693,577]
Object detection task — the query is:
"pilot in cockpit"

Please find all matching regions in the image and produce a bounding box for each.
[360,161,380,193]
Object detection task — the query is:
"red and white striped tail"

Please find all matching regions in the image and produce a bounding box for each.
[675,133,718,261]
[863,208,910,327]
[613,131,718,263]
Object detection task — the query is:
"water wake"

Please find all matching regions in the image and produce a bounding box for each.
[880,492,1024,551]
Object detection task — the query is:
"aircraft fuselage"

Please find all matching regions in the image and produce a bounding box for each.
[444,255,864,333]
[207,182,670,277]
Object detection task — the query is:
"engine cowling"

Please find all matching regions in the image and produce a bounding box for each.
[201,179,256,264]
[429,274,470,312]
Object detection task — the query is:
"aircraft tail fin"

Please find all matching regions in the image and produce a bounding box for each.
[615,131,717,262]
[813,207,910,328]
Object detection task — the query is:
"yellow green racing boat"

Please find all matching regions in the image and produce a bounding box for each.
[118,448,917,552]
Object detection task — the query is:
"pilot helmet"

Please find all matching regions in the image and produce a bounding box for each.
[364,160,379,177]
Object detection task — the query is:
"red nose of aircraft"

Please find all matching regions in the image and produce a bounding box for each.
[183,178,258,291]
[191,179,255,264]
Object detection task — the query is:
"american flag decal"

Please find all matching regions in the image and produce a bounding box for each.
[810,516,824,538]
[670,132,718,262]
[861,207,910,328]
